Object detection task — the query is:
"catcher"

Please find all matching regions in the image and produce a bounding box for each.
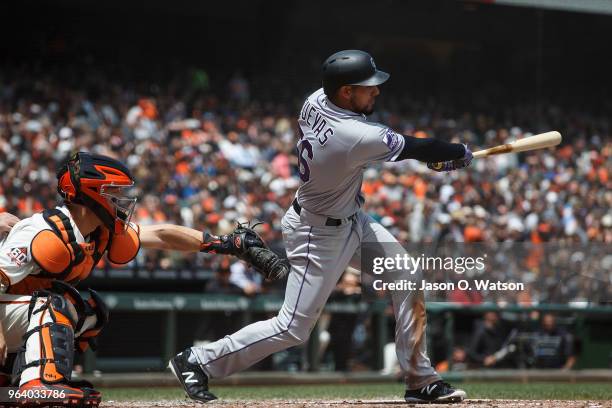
[0,152,287,407]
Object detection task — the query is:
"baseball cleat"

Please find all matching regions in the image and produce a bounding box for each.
[67,378,102,402]
[18,379,101,407]
[169,349,217,403]
[404,380,466,403]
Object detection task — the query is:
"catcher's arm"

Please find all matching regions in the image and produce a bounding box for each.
[139,223,289,281]
[139,224,203,251]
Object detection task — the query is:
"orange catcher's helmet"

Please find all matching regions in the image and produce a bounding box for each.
[57,152,137,234]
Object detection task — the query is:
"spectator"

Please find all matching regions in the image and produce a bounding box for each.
[435,346,468,373]
[228,71,250,104]
[468,312,511,368]
[195,260,244,344]
[326,270,361,371]
[532,313,576,370]
[229,260,262,296]
[205,259,243,295]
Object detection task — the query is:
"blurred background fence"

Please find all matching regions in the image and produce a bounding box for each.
[83,293,612,373]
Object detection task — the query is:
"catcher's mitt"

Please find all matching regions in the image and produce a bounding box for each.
[244,247,290,281]
[201,221,265,256]
[200,221,289,280]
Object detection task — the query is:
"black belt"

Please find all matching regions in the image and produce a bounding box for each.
[292,199,342,226]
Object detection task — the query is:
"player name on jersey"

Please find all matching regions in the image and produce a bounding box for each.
[299,100,334,145]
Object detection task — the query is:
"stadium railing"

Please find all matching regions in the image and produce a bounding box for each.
[85,292,612,373]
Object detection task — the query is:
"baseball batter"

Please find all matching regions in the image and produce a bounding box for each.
[171,50,472,403]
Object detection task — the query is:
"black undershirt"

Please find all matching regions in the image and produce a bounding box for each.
[395,135,466,162]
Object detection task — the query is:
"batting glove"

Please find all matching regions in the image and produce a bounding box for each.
[427,144,473,172]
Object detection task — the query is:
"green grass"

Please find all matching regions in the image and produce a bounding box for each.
[101,382,612,401]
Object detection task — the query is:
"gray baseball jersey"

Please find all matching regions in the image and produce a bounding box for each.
[296,88,405,218]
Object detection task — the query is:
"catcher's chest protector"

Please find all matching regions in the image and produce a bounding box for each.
[8,209,110,295]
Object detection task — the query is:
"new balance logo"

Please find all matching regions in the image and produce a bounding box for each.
[182,371,198,384]
[422,384,438,395]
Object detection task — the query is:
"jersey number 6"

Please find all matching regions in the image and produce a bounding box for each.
[297,139,313,182]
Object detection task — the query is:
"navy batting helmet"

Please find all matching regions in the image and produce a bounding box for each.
[321,50,389,96]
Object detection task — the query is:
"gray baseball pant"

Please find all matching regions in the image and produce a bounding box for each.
[190,206,441,389]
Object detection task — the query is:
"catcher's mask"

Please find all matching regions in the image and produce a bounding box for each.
[57,152,137,234]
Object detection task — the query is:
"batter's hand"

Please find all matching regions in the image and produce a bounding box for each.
[0,212,19,236]
[427,144,473,172]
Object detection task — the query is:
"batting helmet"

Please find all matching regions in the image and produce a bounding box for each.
[57,152,136,234]
[321,50,390,96]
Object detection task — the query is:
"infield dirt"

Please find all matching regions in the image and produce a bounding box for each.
[102,399,611,407]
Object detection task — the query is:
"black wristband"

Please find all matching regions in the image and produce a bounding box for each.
[396,135,465,162]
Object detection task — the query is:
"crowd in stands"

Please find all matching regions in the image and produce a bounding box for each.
[1,64,610,305]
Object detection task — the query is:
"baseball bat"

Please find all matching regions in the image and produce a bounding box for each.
[472,131,562,159]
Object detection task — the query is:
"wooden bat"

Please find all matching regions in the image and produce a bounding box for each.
[472,131,562,159]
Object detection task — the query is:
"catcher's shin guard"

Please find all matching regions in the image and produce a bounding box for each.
[17,292,101,406]
[20,293,76,385]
